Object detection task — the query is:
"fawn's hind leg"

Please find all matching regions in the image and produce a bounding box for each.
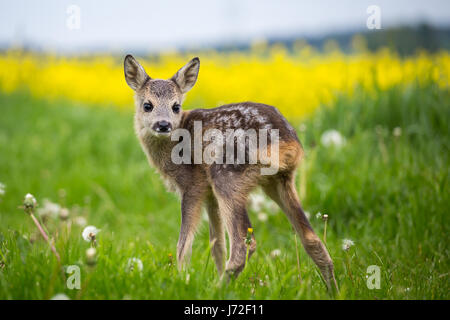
[205,193,227,274]
[262,174,338,291]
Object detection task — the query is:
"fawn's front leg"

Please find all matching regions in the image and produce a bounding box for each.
[214,192,256,279]
[177,190,204,271]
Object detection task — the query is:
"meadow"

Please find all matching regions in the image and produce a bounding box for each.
[0,47,449,299]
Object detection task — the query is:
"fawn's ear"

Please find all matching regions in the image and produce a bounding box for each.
[171,57,200,94]
[124,55,149,90]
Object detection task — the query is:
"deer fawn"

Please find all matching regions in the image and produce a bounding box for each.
[124,55,338,291]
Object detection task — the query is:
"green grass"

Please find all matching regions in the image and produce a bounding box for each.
[0,82,448,299]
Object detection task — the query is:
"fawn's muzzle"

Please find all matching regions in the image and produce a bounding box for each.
[153,120,172,134]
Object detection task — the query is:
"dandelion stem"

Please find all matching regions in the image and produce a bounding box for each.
[345,252,353,281]
[294,231,302,284]
[245,244,250,269]
[30,213,61,263]
[244,228,253,269]
[323,219,328,245]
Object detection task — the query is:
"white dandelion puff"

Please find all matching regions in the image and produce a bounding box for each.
[0,183,6,196]
[37,199,60,219]
[201,208,209,222]
[250,192,278,213]
[257,212,268,222]
[127,257,143,272]
[393,127,402,137]
[270,249,282,258]
[74,216,87,227]
[59,208,70,221]
[249,193,265,212]
[342,239,355,251]
[86,247,97,266]
[50,293,70,300]
[24,193,37,209]
[86,247,97,259]
[316,212,322,220]
[321,129,346,148]
[265,200,278,212]
[82,226,100,242]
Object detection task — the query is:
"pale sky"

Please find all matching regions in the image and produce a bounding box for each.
[0,0,449,52]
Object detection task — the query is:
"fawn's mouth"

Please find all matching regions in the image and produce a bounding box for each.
[152,121,172,136]
[150,127,172,137]
[153,130,171,137]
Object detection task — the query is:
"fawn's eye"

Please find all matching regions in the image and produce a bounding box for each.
[143,102,153,112]
[172,103,181,113]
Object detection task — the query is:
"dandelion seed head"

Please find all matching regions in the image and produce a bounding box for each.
[342,239,355,251]
[23,193,37,209]
[321,129,346,148]
[82,225,100,242]
[50,293,70,300]
[126,257,143,272]
[316,212,322,220]
[249,192,278,213]
[249,193,265,212]
[86,247,97,266]
[393,127,402,137]
[270,249,281,258]
[86,247,96,257]
[257,212,268,222]
[59,208,70,221]
[37,199,60,219]
[0,183,6,196]
[266,201,278,212]
[74,216,87,227]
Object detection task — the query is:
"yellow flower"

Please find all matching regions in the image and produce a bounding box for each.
[0,47,447,121]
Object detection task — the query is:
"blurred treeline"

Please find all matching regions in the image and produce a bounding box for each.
[212,24,450,56]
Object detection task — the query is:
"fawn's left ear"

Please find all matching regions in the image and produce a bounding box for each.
[171,57,200,94]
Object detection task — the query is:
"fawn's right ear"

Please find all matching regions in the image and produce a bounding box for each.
[124,55,150,90]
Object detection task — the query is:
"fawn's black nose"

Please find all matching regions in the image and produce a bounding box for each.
[154,120,172,133]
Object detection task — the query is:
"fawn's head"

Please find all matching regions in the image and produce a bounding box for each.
[124,55,200,137]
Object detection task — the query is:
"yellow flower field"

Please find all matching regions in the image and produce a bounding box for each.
[0,44,448,119]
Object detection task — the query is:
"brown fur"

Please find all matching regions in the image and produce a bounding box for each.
[124,55,338,291]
